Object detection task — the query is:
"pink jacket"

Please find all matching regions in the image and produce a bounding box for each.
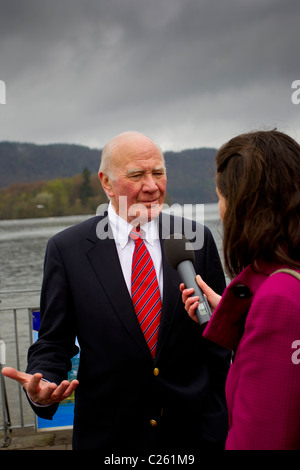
[203,262,300,450]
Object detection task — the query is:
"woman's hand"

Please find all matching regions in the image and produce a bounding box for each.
[180,275,221,323]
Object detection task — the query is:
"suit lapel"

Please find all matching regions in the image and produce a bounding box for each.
[85,212,152,359]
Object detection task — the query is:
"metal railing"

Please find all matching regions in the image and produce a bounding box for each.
[0,289,40,447]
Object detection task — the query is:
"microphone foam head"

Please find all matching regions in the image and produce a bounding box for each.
[164,234,195,269]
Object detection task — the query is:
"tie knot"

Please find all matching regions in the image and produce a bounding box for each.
[130,227,143,242]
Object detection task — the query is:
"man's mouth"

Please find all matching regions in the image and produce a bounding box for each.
[138,198,160,205]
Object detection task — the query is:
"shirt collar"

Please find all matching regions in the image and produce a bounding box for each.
[107,202,159,249]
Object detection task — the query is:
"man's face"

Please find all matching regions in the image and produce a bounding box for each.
[100,135,167,224]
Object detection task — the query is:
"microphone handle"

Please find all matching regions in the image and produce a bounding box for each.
[177,260,212,326]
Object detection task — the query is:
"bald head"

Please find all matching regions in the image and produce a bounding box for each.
[99,131,165,179]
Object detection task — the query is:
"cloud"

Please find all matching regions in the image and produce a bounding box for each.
[0,0,300,151]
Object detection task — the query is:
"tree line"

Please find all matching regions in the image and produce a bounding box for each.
[0,168,108,219]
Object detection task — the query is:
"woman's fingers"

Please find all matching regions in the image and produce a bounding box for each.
[180,275,222,322]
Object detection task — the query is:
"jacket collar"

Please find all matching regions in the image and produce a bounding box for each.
[203,260,290,350]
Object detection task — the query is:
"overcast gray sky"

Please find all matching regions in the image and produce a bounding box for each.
[0,0,300,151]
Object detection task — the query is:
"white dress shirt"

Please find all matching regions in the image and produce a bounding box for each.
[108,202,163,299]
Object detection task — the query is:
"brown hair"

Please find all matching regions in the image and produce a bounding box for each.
[216,130,300,278]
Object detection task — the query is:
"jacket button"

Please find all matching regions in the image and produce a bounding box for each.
[153,368,159,376]
[233,284,252,299]
[150,419,158,427]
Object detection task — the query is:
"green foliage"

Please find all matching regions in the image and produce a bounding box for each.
[0,171,107,219]
[79,167,93,205]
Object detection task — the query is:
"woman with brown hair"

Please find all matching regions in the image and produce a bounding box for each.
[182,129,300,449]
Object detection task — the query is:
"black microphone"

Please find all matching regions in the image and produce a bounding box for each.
[164,234,211,326]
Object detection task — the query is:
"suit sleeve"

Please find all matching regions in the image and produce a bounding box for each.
[26,237,79,419]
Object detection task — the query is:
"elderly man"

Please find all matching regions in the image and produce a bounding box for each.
[2,131,230,452]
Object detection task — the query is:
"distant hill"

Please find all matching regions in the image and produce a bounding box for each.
[0,141,218,204]
[0,142,100,188]
[164,148,218,203]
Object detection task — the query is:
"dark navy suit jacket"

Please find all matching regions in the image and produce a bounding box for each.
[26,209,230,451]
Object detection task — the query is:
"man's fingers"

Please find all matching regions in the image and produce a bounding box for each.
[29,372,44,391]
[29,379,79,404]
[2,366,79,405]
[27,378,57,404]
[52,380,79,402]
[1,366,33,386]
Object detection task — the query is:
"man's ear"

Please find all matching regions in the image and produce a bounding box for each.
[99,171,115,198]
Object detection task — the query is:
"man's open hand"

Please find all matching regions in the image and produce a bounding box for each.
[1,366,79,405]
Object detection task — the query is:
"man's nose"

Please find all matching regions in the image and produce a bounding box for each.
[142,174,158,192]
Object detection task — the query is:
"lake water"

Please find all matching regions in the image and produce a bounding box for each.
[0,204,223,429]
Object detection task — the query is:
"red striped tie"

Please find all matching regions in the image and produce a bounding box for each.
[130,227,162,359]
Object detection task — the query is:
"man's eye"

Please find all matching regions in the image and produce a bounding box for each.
[153,171,164,178]
[130,173,142,179]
